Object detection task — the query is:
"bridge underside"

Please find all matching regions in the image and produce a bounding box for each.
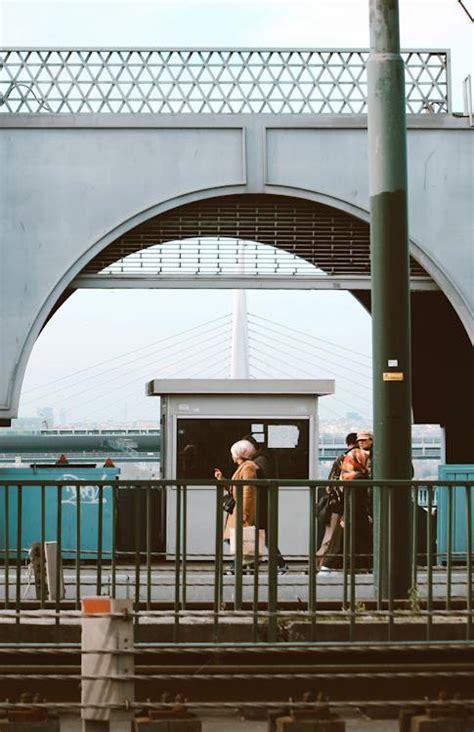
[66,194,473,463]
[73,194,433,290]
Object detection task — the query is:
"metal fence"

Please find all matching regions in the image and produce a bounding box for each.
[0,48,450,113]
[0,478,472,644]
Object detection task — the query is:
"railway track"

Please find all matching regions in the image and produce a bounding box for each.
[1,642,473,707]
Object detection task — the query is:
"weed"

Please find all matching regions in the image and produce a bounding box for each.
[408,585,421,614]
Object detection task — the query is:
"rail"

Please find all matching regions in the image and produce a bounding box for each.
[0,48,450,114]
[0,478,471,644]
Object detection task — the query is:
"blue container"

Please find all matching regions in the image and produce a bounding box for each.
[437,464,474,562]
[0,464,120,559]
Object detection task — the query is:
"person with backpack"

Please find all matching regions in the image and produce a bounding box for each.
[316,432,358,572]
[339,430,374,571]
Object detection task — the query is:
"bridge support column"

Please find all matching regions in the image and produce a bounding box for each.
[368,0,413,599]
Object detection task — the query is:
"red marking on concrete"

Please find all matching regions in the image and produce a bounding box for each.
[82,597,112,614]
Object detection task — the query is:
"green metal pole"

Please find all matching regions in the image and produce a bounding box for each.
[368,0,413,599]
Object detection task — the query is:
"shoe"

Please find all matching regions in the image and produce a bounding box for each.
[318,566,332,573]
[278,564,290,575]
[224,565,235,575]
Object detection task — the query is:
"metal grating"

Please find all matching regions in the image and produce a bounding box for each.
[0,48,450,114]
[83,195,428,278]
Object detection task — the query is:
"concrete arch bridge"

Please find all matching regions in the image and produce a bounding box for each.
[0,48,472,460]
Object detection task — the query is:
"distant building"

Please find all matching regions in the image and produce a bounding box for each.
[37,406,55,428]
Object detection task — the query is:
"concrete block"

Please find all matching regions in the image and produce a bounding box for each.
[410,716,467,731]
[276,717,345,731]
[399,707,424,732]
[268,709,291,731]
[133,720,201,731]
[0,723,59,732]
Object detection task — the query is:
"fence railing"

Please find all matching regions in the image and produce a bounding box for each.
[0,479,472,643]
[0,48,450,114]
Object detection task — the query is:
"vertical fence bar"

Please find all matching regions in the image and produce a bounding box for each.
[15,485,22,632]
[446,485,453,611]
[213,482,224,642]
[55,485,62,627]
[96,485,103,596]
[234,484,243,611]
[182,484,187,609]
[376,488,385,611]
[411,484,418,593]
[308,484,317,641]
[426,485,433,641]
[466,484,472,640]
[267,482,278,643]
[40,484,46,608]
[4,485,9,609]
[146,485,152,611]
[75,483,81,609]
[349,484,355,641]
[387,485,394,641]
[111,483,118,599]
[252,485,261,642]
[174,483,181,642]
[135,485,142,632]
[160,486,166,560]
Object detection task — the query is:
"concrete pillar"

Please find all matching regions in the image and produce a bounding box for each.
[81,597,134,732]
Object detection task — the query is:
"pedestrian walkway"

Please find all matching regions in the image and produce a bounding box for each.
[0,564,467,604]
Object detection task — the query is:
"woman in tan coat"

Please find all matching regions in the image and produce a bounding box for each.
[214,439,258,541]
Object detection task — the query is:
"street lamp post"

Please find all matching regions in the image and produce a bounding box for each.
[367,0,413,599]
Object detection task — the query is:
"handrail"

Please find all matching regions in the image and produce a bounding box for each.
[0,477,472,645]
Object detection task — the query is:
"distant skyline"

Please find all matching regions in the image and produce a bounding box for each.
[2,0,472,424]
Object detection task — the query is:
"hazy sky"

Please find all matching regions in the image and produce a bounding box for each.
[2,0,472,425]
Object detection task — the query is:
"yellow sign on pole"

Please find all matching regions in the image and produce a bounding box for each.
[383,372,404,381]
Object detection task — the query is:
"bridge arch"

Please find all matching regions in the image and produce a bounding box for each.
[11,188,472,463]
[53,185,466,310]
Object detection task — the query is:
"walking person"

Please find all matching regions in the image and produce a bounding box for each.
[241,435,289,573]
[340,430,374,571]
[214,439,259,571]
[316,432,358,572]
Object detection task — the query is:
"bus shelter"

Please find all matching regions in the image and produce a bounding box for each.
[146,379,334,557]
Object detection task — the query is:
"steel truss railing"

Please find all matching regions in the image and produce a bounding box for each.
[0,48,450,114]
[0,478,472,644]
[87,239,433,287]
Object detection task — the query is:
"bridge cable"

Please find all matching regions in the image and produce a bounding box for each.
[249,312,372,362]
[248,325,371,388]
[21,319,232,406]
[249,331,372,395]
[22,313,232,395]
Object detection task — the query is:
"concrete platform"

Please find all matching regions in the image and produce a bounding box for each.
[0,566,468,605]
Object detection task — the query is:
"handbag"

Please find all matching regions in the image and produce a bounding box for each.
[316,489,343,526]
[229,526,268,558]
[315,493,332,526]
[223,492,236,515]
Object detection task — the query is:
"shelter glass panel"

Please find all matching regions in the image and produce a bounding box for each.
[176,417,310,481]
